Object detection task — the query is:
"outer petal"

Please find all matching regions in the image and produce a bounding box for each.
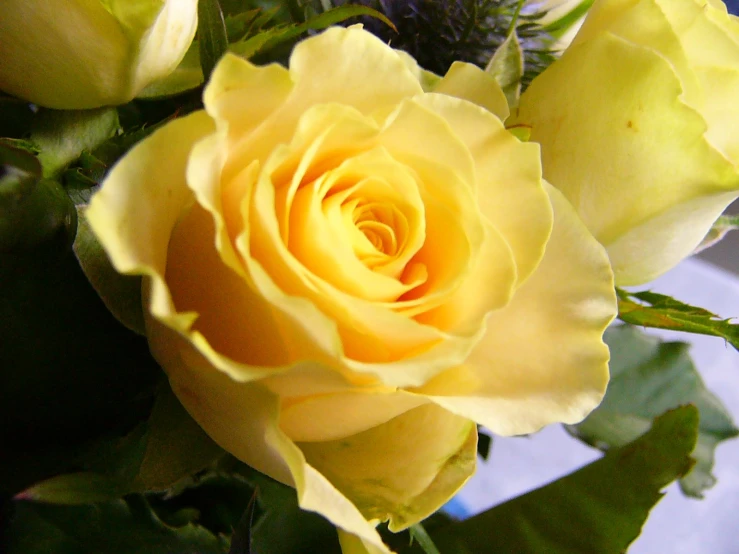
[299,404,477,531]
[86,110,214,286]
[223,26,423,180]
[129,0,199,94]
[160,333,393,553]
[515,32,739,285]
[0,0,130,108]
[431,62,510,122]
[414,184,616,436]
[86,112,289,385]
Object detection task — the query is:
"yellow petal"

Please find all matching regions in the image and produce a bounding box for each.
[416,93,552,287]
[279,389,428,442]
[130,0,199,95]
[299,404,477,531]
[0,0,129,108]
[202,52,293,142]
[224,26,423,181]
[572,0,702,109]
[414,184,616,435]
[163,346,393,552]
[87,110,213,283]
[338,530,394,554]
[432,61,510,122]
[515,32,739,285]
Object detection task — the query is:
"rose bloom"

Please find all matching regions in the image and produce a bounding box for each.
[514,0,739,285]
[87,27,616,551]
[0,0,197,109]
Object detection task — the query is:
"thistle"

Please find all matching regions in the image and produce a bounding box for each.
[329,0,557,86]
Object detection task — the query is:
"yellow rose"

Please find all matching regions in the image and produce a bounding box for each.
[87,27,616,550]
[0,0,197,109]
[514,0,739,285]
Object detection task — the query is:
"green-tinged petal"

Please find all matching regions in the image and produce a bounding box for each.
[415,93,552,288]
[603,189,739,284]
[432,62,510,122]
[129,0,199,94]
[414,184,616,436]
[299,404,477,531]
[0,0,129,108]
[515,32,739,285]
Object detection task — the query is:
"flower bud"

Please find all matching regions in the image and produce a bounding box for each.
[0,0,198,109]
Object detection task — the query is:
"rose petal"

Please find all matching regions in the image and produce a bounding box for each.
[162,339,393,553]
[299,404,476,531]
[416,93,552,288]
[413,184,616,436]
[279,389,428,442]
[86,110,214,330]
[515,32,739,285]
[223,26,423,181]
[432,61,510,122]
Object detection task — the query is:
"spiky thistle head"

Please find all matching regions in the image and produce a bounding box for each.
[328,0,558,87]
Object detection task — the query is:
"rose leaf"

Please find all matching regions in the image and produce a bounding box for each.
[408,405,699,553]
[567,324,738,497]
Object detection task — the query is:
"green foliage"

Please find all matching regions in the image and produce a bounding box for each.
[330,0,555,86]
[407,406,699,554]
[140,4,393,99]
[695,214,739,253]
[568,325,738,497]
[73,206,146,334]
[5,496,229,554]
[617,288,739,351]
[485,30,523,108]
[198,0,230,80]
[30,108,119,177]
[0,142,76,251]
[19,384,225,504]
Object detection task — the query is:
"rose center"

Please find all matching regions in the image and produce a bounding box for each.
[354,203,399,256]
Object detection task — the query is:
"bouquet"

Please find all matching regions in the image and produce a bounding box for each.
[1,0,738,552]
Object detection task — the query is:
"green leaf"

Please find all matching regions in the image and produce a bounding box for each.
[73,205,146,334]
[484,30,524,109]
[232,5,397,59]
[141,4,395,99]
[132,384,225,492]
[6,495,228,554]
[694,214,739,253]
[198,0,230,80]
[414,406,699,554]
[568,325,738,497]
[616,288,739,351]
[31,108,119,178]
[20,383,224,504]
[229,463,342,554]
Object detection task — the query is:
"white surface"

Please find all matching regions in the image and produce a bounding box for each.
[454,257,739,553]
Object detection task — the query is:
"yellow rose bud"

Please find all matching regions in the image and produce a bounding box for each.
[87,27,616,550]
[514,0,739,285]
[0,0,197,109]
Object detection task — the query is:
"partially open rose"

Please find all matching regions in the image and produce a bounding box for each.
[87,27,616,551]
[514,0,739,285]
